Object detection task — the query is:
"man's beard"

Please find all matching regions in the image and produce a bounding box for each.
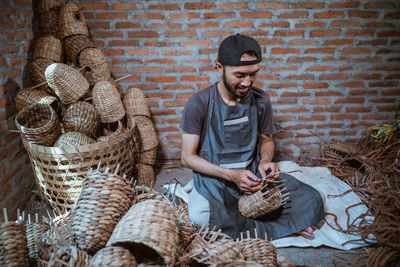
[222,67,250,99]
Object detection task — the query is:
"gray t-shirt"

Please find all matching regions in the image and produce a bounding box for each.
[180,83,276,144]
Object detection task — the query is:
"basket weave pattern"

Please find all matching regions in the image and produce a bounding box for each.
[135,163,155,188]
[28,58,54,91]
[63,34,95,65]
[33,35,62,62]
[79,48,111,85]
[62,101,99,137]
[37,0,65,14]
[55,132,96,147]
[39,10,60,38]
[0,222,30,267]
[14,88,57,112]
[123,87,151,117]
[47,245,91,266]
[59,3,89,39]
[92,81,125,123]
[239,238,278,267]
[26,222,50,264]
[89,246,138,267]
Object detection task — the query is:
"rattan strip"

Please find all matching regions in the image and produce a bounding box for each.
[0,222,30,267]
[135,163,155,187]
[15,103,61,146]
[63,34,95,65]
[33,35,62,62]
[137,147,157,165]
[133,185,162,204]
[39,10,60,38]
[47,245,91,266]
[89,246,137,267]
[107,199,179,266]
[28,58,54,91]
[71,169,134,254]
[92,80,125,123]
[59,3,89,39]
[14,88,57,112]
[79,48,111,85]
[123,87,151,117]
[63,101,99,137]
[134,115,158,151]
[239,238,278,267]
[26,222,50,264]
[55,132,96,147]
[45,63,89,104]
[175,204,196,251]
[40,223,73,260]
[37,0,65,14]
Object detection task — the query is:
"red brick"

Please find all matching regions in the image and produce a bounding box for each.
[305,48,335,54]
[241,11,273,18]
[378,31,400,37]
[274,30,304,37]
[202,31,233,37]
[77,3,107,9]
[87,22,110,29]
[198,48,218,54]
[349,10,379,18]
[311,29,340,37]
[2,69,21,79]
[115,22,142,28]
[270,66,298,72]
[329,2,360,8]
[151,109,177,116]
[281,92,310,97]
[92,31,123,38]
[285,74,314,80]
[353,73,381,80]
[131,67,163,73]
[0,45,18,54]
[181,59,211,64]
[112,58,142,65]
[146,58,176,64]
[345,107,371,113]
[109,40,139,46]
[188,22,219,28]
[287,57,317,63]
[279,11,308,18]
[346,30,374,36]
[307,65,334,71]
[385,73,400,79]
[339,66,353,71]
[200,66,215,72]
[343,48,372,54]
[181,75,210,82]
[354,57,382,63]
[133,13,164,20]
[96,13,127,19]
[271,48,300,55]
[204,12,235,19]
[181,40,212,46]
[258,38,284,45]
[323,39,353,45]
[334,98,365,104]
[283,140,311,146]
[147,76,177,82]
[314,107,341,112]
[112,3,143,9]
[164,51,191,56]
[223,21,254,28]
[184,3,216,9]
[319,73,348,80]
[128,31,159,38]
[281,107,309,113]
[377,106,396,112]
[14,0,30,6]
[296,22,325,28]
[342,81,364,88]
[331,114,359,120]
[104,49,123,56]
[315,91,342,96]
[365,2,396,8]
[366,22,395,28]
[349,90,377,96]
[221,2,248,9]
[382,89,400,96]
[128,49,157,56]
[163,101,186,108]
[258,74,279,80]
[149,4,180,10]
[144,40,172,47]
[257,2,289,8]
[376,48,398,54]
[176,93,195,99]
[274,99,298,105]
[244,30,269,36]
[369,81,397,87]
[299,115,326,121]
[274,132,294,139]
[166,31,197,38]
[302,98,330,104]
[374,65,400,71]
[260,21,290,28]
[361,114,390,120]
[314,11,344,18]
[169,12,200,19]
[268,83,298,88]
[286,124,314,130]
[274,116,296,122]
[150,23,182,29]
[385,12,400,19]
[331,20,361,27]
[166,66,196,73]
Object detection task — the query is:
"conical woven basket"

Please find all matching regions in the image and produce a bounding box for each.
[92,80,125,123]
[39,10,60,38]
[37,0,65,14]
[21,126,136,211]
[45,63,89,104]
[134,115,158,151]
[62,101,99,137]
[107,199,179,266]
[239,238,277,267]
[15,103,61,146]
[55,132,96,147]
[14,88,58,112]
[26,222,50,264]
[59,3,89,39]
[28,58,54,91]
[63,34,95,65]
[33,35,62,62]
[137,147,157,165]
[135,163,155,188]
[0,222,30,267]
[238,183,283,219]
[47,245,91,266]
[79,48,111,85]
[71,168,134,254]
[123,87,151,117]
[89,246,137,267]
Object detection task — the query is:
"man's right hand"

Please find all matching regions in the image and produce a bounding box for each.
[229,169,262,194]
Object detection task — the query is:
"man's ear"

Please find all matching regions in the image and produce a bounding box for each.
[215,60,223,74]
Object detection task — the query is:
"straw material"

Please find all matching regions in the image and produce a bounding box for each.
[216,260,263,266]
[62,101,100,137]
[21,125,136,211]
[52,212,71,227]
[134,115,158,151]
[55,132,96,147]
[127,115,143,153]
[175,204,196,251]
[15,103,61,146]
[89,246,137,267]
[37,0,65,14]
[14,88,58,112]
[26,222,50,264]
[79,48,111,85]
[107,199,179,266]
[238,183,283,219]
[239,238,278,267]
[40,223,72,261]
[47,245,91,267]
[28,58,54,91]
[137,147,157,165]
[123,87,151,117]
[33,35,62,62]
[92,80,125,123]
[70,168,134,255]
[59,3,89,39]
[97,121,125,142]
[45,63,89,104]
[63,34,95,65]
[133,185,162,204]
[0,222,30,267]
[135,163,155,188]
[39,10,60,38]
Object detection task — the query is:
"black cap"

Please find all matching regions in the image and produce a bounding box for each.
[217,34,262,66]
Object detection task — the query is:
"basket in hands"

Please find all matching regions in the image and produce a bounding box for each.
[238,181,288,219]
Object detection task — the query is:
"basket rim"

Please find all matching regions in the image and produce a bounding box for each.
[15,103,57,132]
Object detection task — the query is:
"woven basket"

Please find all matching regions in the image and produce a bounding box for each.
[79,48,111,85]
[26,222,50,264]
[15,103,61,146]
[89,246,137,267]
[239,238,277,267]
[63,34,95,65]
[175,204,196,251]
[71,168,134,254]
[97,121,125,142]
[107,199,179,266]
[123,87,151,117]
[40,223,72,262]
[63,101,99,137]
[14,88,58,113]
[21,126,136,211]
[55,132,96,147]
[33,35,62,62]
[92,80,125,123]
[137,147,157,165]
[135,163,155,188]
[134,115,158,151]
[238,183,283,219]
[47,245,91,266]
[39,10,60,38]
[28,58,54,91]
[37,0,65,14]
[133,185,162,204]
[52,211,71,227]
[59,3,89,39]
[127,115,144,153]
[45,63,89,104]
[0,222,30,267]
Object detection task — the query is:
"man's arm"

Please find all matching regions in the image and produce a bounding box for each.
[258,134,280,179]
[181,133,262,194]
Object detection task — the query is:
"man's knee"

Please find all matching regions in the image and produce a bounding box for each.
[188,187,210,226]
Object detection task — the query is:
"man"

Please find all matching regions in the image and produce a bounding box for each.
[180,34,324,240]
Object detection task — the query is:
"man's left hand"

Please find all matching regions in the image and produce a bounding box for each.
[258,160,280,180]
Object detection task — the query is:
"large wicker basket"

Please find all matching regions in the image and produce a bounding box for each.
[28,58,54,91]
[79,48,111,85]
[33,35,62,62]
[39,10,60,38]
[63,34,95,65]
[21,126,136,211]
[59,3,89,39]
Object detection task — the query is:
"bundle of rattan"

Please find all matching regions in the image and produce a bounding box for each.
[59,3,88,39]
[55,131,96,147]
[89,246,138,267]
[46,245,91,267]
[62,101,100,137]
[92,80,125,123]
[107,199,179,266]
[70,167,134,255]
[26,221,51,265]
[79,47,111,85]
[63,34,95,65]
[33,35,62,62]
[14,88,58,112]
[239,238,277,267]
[27,58,54,91]
[0,221,30,266]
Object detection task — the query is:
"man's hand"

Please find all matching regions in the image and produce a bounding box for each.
[229,169,262,194]
[258,160,280,180]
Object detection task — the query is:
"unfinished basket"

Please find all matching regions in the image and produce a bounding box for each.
[134,115,158,151]
[47,245,91,266]
[28,58,54,91]
[45,63,89,104]
[37,0,65,14]
[133,185,162,204]
[239,238,277,267]
[92,80,125,123]
[137,147,157,165]
[14,88,58,112]
[33,35,62,62]
[62,101,99,137]
[175,204,197,251]
[59,3,89,39]
[70,167,134,255]
[238,182,285,219]
[89,246,137,267]
[21,126,136,211]
[123,87,151,117]
[0,222,30,266]
[135,163,155,188]
[26,222,50,264]
[63,34,95,65]
[55,132,96,147]
[40,223,72,261]
[39,10,60,38]
[79,48,111,85]
[107,199,179,266]
[15,103,61,146]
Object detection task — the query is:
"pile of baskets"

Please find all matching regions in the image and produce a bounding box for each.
[14,0,159,212]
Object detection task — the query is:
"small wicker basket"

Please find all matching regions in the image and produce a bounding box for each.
[14,88,58,112]
[63,34,95,65]
[33,35,62,62]
[92,80,125,123]
[99,120,125,141]
[239,238,278,267]
[123,87,151,117]
[26,222,50,264]
[62,101,100,137]
[39,10,60,38]
[15,103,61,146]
[0,222,30,267]
[135,163,155,188]
[79,47,111,85]
[45,63,89,104]
[55,132,96,147]
[89,246,138,267]
[28,58,54,91]
[59,3,89,39]
[47,245,91,266]
[37,0,65,14]
[134,115,158,151]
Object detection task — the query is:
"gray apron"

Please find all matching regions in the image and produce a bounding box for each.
[193,86,324,240]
